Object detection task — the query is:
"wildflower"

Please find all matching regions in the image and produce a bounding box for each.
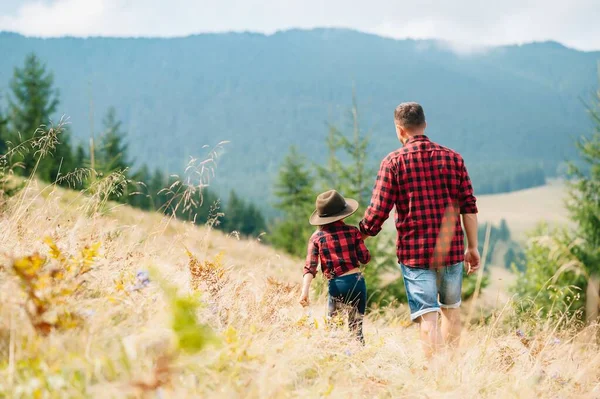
[127,270,151,291]
[516,329,525,338]
[44,237,65,262]
[11,240,100,335]
[136,270,151,286]
[295,314,309,327]
[80,242,101,272]
[13,253,46,279]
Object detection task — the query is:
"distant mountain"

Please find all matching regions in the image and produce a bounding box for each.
[0,29,598,202]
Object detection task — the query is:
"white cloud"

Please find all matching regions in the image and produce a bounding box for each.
[0,0,599,51]
[0,0,107,36]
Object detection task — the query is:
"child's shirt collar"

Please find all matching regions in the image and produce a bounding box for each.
[323,220,346,230]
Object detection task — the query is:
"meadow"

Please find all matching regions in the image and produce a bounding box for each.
[477,180,569,242]
[0,179,599,399]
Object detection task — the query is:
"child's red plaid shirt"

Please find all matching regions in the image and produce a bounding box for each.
[304,221,370,279]
[359,135,478,268]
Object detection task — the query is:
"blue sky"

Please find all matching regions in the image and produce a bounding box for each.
[1,0,599,51]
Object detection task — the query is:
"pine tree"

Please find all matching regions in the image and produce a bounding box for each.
[504,246,525,270]
[93,107,131,202]
[149,168,167,211]
[567,111,600,270]
[195,188,220,226]
[97,107,130,175]
[316,91,372,205]
[316,124,344,191]
[241,203,266,236]
[273,146,315,215]
[271,146,315,256]
[49,126,75,185]
[567,91,600,321]
[74,143,87,168]
[223,190,245,233]
[337,92,372,205]
[218,190,266,236]
[129,164,152,210]
[7,53,60,176]
[498,219,511,242]
[69,142,88,190]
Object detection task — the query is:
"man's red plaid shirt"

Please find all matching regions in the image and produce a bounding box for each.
[359,135,478,268]
[304,221,371,279]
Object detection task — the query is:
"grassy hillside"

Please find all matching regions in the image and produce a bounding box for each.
[0,182,598,398]
[0,30,598,201]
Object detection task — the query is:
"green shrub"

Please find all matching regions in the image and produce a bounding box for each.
[511,223,587,326]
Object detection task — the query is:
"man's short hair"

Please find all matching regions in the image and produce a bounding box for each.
[394,102,426,128]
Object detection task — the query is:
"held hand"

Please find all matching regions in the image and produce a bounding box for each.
[465,247,481,274]
[361,232,370,241]
[299,292,310,307]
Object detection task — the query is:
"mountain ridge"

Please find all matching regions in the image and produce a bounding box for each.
[2,28,598,54]
[0,28,598,201]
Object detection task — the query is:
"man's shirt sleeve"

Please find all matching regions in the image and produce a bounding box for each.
[459,158,478,214]
[359,157,398,237]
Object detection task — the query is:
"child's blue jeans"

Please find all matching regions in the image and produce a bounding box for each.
[328,272,367,344]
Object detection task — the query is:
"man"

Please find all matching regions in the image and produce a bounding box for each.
[359,102,480,357]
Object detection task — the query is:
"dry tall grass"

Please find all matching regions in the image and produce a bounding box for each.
[1,181,599,398]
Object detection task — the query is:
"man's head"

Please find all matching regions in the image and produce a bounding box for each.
[394,102,426,145]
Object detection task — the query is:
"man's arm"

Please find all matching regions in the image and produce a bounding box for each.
[359,158,398,239]
[462,213,480,274]
[458,157,480,274]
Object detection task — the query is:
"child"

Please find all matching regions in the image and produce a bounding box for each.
[299,189,370,344]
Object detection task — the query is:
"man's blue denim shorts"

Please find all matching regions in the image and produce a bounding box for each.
[400,262,463,321]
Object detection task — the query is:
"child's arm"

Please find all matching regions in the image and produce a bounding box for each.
[299,273,314,307]
[300,235,319,306]
[356,229,371,265]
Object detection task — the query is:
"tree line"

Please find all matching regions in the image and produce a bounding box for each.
[469,162,547,195]
[0,53,266,236]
